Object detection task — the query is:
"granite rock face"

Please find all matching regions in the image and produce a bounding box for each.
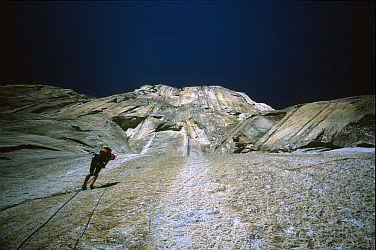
[219,96,375,153]
[257,96,375,152]
[0,85,130,156]
[0,84,374,249]
[0,84,374,159]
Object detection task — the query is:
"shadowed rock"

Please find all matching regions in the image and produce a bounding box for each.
[0,84,374,158]
[0,84,374,249]
[255,96,375,152]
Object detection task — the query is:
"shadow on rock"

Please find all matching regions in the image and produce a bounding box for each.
[96,182,121,189]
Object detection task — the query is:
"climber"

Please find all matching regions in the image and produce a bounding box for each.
[82,147,116,190]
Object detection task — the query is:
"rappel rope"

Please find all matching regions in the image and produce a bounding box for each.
[16,152,140,249]
[73,160,130,249]
[16,190,81,250]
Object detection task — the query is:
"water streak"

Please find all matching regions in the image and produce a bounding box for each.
[141,132,156,154]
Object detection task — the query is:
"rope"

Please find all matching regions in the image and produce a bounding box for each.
[73,187,108,249]
[73,159,131,249]
[16,190,81,250]
[16,175,96,249]
[17,156,134,249]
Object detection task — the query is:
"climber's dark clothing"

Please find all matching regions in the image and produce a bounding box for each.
[82,147,115,190]
[89,153,110,176]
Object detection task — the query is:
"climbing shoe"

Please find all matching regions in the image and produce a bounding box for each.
[90,185,95,190]
[82,185,87,190]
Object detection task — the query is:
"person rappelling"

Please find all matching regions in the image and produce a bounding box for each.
[82,147,116,190]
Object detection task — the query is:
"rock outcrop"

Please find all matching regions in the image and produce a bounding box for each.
[219,96,375,153]
[0,84,374,160]
[0,84,374,249]
[0,84,130,155]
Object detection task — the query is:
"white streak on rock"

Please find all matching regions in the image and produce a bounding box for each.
[141,132,156,154]
[152,157,250,249]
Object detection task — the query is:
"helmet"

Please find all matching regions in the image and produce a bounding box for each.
[100,147,111,154]
[100,147,115,160]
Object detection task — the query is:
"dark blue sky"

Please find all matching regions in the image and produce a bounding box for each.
[1,1,374,109]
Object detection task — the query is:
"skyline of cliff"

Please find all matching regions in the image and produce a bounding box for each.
[1,1,374,109]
